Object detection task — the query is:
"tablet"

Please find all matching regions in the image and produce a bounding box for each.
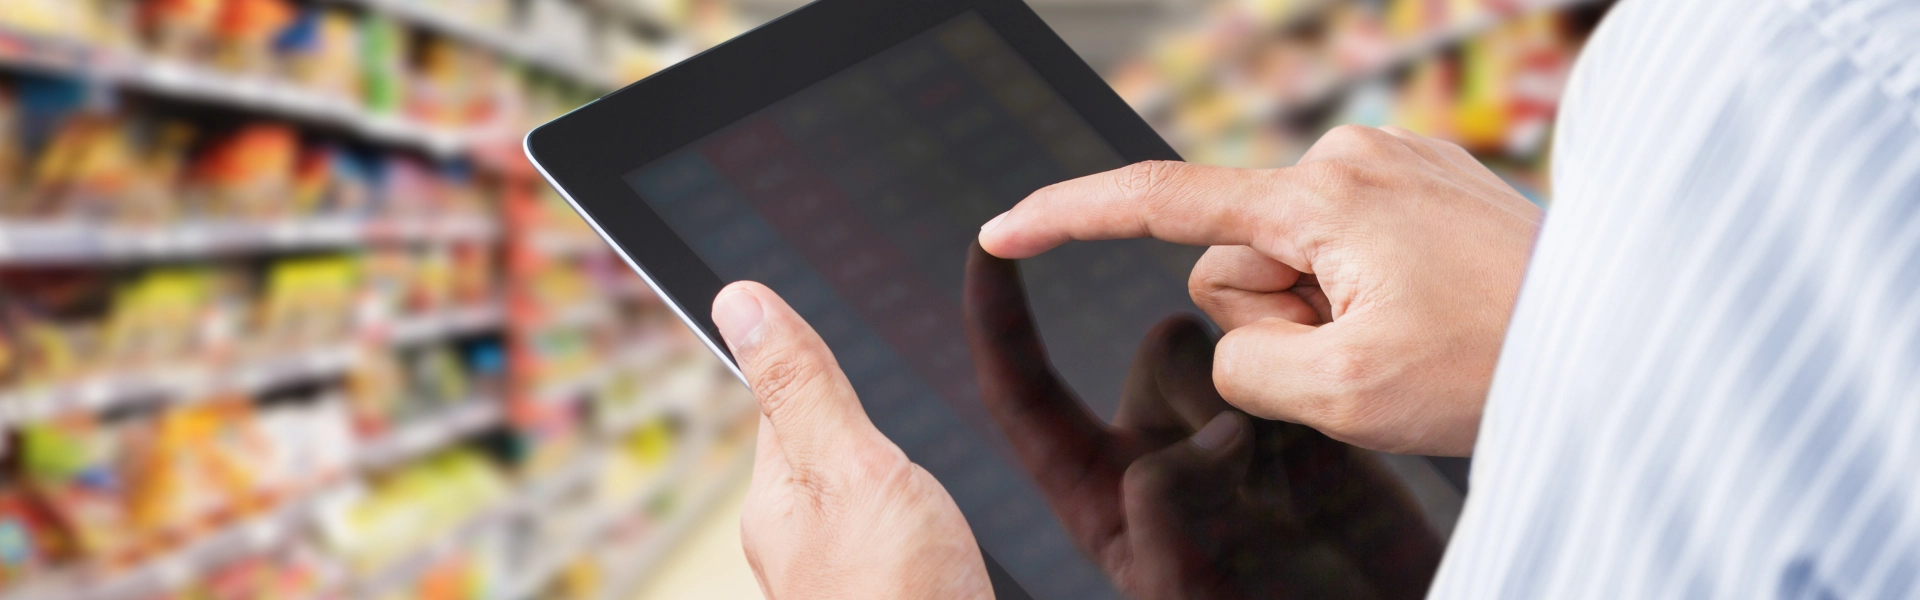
[526,0,1448,596]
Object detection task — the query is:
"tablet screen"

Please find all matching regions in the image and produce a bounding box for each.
[626,13,1205,597]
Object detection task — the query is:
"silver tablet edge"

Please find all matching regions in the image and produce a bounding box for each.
[522,130,753,390]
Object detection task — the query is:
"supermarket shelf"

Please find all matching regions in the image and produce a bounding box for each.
[347,454,600,599]
[528,230,614,257]
[539,299,619,332]
[8,403,508,599]
[0,26,482,157]
[1130,0,1339,115]
[597,443,756,600]
[355,399,505,470]
[1267,0,1603,120]
[382,302,507,345]
[598,361,720,436]
[0,484,345,600]
[599,393,678,438]
[0,24,91,76]
[112,55,479,155]
[582,0,682,34]
[0,217,499,265]
[0,344,359,426]
[1137,0,1602,127]
[530,339,671,404]
[0,306,503,426]
[1289,0,1603,122]
[497,446,702,600]
[319,0,620,89]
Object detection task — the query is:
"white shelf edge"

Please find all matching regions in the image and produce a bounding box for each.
[354,399,505,471]
[0,305,504,427]
[0,217,500,265]
[595,443,756,600]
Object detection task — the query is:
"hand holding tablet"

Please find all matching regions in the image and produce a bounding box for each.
[717,247,1444,600]
[523,0,1510,594]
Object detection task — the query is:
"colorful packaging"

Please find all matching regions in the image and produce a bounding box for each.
[193,123,299,219]
[254,255,359,348]
[99,268,214,371]
[19,416,141,564]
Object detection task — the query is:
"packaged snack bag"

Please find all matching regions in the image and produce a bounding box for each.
[0,268,112,386]
[0,486,64,585]
[212,0,297,74]
[121,119,197,224]
[346,350,404,437]
[255,255,359,348]
[281,7,363,100]
[19,417,142,564]
[127,400,271,545]
[100,268,212,371]
[359,14,408,116]
[194,123,299,219]
[141,0,224,59]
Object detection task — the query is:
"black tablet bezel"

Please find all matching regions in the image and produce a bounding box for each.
[524,0,1178,375]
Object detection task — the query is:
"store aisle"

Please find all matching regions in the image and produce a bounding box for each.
[631,479,764,599]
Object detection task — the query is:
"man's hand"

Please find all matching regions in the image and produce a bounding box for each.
[979,126,1540,456]
[966,247,1442,599]
[714,282,991,600]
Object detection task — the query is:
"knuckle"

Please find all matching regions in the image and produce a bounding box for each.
[1114,160,1186,208]
[1324,124,1388,152]
[852,443,912,485]
[751,352,830,420]
[1186,259,1231,305]
[1188,278,1225,312]
[1302,345,1382,432]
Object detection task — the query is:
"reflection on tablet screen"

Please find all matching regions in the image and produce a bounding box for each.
[623,12,1436,599]
[628,14,1191,597]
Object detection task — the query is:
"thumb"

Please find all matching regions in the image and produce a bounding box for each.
[713,281,882,476]
[1211,317,1367,430]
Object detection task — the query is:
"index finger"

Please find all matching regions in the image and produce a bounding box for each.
[977,161,1311,260]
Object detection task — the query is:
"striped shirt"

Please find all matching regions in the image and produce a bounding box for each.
[1432,0,1920,598]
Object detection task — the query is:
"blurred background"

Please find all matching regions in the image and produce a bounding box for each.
[0,0,1611,598]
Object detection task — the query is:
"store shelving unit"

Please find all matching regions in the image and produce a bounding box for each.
[1114,0,1616,198]
[0,1,754,599]
[317,0,622,88]
[0,25,469,157]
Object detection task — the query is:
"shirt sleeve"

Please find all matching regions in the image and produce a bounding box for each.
[1429,0,1920,597]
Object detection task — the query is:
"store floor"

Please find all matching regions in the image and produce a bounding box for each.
[631,481,764,599]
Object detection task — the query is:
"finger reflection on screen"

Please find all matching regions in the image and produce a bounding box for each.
[962,244,1447,600]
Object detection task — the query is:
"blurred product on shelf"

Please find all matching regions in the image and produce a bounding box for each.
[1110,0,1611,201]
[0,77,495,225]
[0,0,744,163]
[317,448,510,576]
[0,0,755,598]
[10,392,353,568]
[0,251,497,402]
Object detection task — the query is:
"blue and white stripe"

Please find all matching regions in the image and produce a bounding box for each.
[1432,0,1920,597]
